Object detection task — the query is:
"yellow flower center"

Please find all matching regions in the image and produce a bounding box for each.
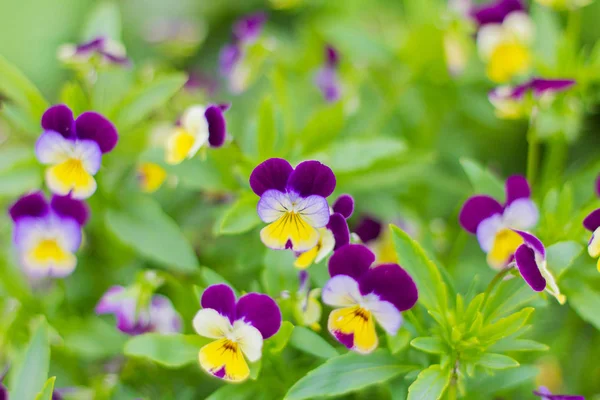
[166,128,196,165]
[487,228,524,269]
[138,162,167,193]
[32,239,69,263]
[487,42,531,83]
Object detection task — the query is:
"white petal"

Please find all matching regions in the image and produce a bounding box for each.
[503,198,539,230]
[477,24,505,60]
[364,296,403,335]
[503,12,534,44]
[35,131,72,165]
[192,308,232,339]
[74,139,102,175]
[182,105,209,156]
[476,214,503,252]
[257,190,292,223]
[295,195,330,228]
[322,275,361,307]
[315,228,335,264]
[233,320,263,362]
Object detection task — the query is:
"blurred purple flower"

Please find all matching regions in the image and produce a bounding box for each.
[185,71,219,96]
[534,386,585,400]
[315,45,342,103]
[59,36,130,66]
[470,0,525,26]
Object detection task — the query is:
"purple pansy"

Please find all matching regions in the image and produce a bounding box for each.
[534,386,585,400]
[185,71,219,96]
[470,0,525,26]
[58,36,130,66]
[459,175,539,269]
[250,158,336,252]
[355,215,383,244]
[8,191,89,278]
[322,244,418,354]
[35,104,118,199]
[583,208,600,272]
[193,284,281,382]
[96,285,182,335]
[315,45,342,103]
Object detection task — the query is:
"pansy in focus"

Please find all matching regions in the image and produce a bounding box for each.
[583,208,600,272]
[293,271,322,331]
[96,285,182,335]
[315,45,342,103]
[250,158,336,252]
[471,0,534,83]
[489,78,576,119]
[58,36,130,66]
[459,175,538,269]
[137,162,168,193]
[35,104,118,199]
[322,244,418,354]
[9,191,88,278]
[165,104,229,165]
[294,194,353,269]
[533,386,584,400]
[193,284,282,382]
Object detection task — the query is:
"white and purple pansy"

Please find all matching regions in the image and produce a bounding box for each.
[583,208,600,272]
[322,244,418,354]
[193,284,282,382]
[294,194,354,269]
[534,386,585,400]
[459,175,539,269]
[35,104,118,199]
[250,158,336,252]
[58,36,130,66]
[315,45,341,103]
[9,191,89,278]
[96,285,182,335]
[165,104,229,165]
[489,78,576,119]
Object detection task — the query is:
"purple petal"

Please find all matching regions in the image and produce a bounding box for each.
[235,293,282,339]
[233,12,266,43]
[298,270,309,292]
[149,295,182,334]
[0,383,7,400]
[583,209,600,232]
[530,79,576,97]
[75,112,118,154]
[219,44,241,76]
[332,194,354,219]
[41,104,75,138]
[205,105,227,148]
[470,0,525,26]
[354,216,382,243]
[459,195,503,234]
[505,175,530,206]
[75,37,105,53]
[287,160,336,198]
[50,194,90,226]
[325,45,339,68]
[359,264,418,312]
[334,331,355,349]
[533,389,584,400]
[101,51,131,66]
[95,285,126,314]
[513,230,545,259]
[315,67,341,103]
[328,213,350,250]
[249,158,294,196]
[9,192,49,222]
[201,284,237,323]
[515,244,546,292]
[328,244,374,280]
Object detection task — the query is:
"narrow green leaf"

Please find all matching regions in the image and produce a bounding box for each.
[463,294,485,326]
[460,158,504,200]
[269,321,294,354]
[489,338,549,353]
[288,326,338,359]
[565,280,600,330]
[285,350,414,400]
[480,308,534,342]
[124,333,208,368]
[483,278,538,322]
[468,365,539,394]
[410,337,445,354]
[407,364,452,400]
[257,96,277,160]
[478,353,519,370]
[387,329,411,355]
[546,241,582,277]
[34,377,56,400]
[218,194,260,235]
[59,81,89,116]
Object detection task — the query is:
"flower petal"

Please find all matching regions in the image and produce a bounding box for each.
[205,105,227,148]
[41,104,75,138]
[328,306,378,354]
[75,139,103,175]
[515,244,546,292]
[328,244,374,280]
[95,285,126,314]
[476,24,506,60]
[583,208,600,232]
[530,79,575,96]
[219,44,241,76]
[193,308,232,339]
[21,233,78,278]
[296,194,330,228]
[165,128,197,165]
[9,192,49,222]
[589,228,600,258]
[199,339,250,382]
[505,175,530,205]
[470,0,525,26]
[260,212,320,251]
[486,228,523,269]
[50,194,90,226]
[502,11,534,43]
[249,158,294,196]
[502,198,538,230]
[235,293,282,339]
[459,195,503,234]
[533,388,584,400]
[46,161,97,199]
[201,284,237,323]
[476,214,503,252]
[354,216,382,243]
[322,274,361,307]
[328,212,350,250]
[75,112,118,154]
[257,190,291,223]
[35,130,73,165]
[365,297,403,335]
[232,320,263,362]
[359,264,418,312]
[286,160,336,198]
[233,12,266,43]
[332,194,354,219]
[149,295,182,334]
[513,229,545,259]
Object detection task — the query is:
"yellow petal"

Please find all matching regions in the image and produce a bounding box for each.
[260,212,319,252]
[138,162,167,193]
[166,128,197,165]
[294,245,319,269]
[46,158,97,199]
[487,42,531,83]
[199,339,250,382]
[24,238,76,274]
[328,306,378,354]
[487,228,523,269]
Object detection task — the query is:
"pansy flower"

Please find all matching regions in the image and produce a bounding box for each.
[192,284,282,382]
[294,194,353,269]
[58,36,130,66]
[459,175,538,269]
[250,158,336,252]
[137,162,168,193]
[315,45,342,103]
[471,0,534,83]
[293,271,322,331]
[354,215,410,264]
[583,208,600,272]
[165,104,229,165]
[9,192,88,278]
[533,386,584,400]
[96,285,182,335]
[35,104,118,199]
[322,244,418,354]
[489,78,576,119]
[513,230,565,303]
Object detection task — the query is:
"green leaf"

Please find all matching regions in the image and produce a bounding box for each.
[124,333,208,368]
[59,81,89,115]
[105,196,199,272]
[111,73,187,131]
[387,329,411,355]
[288,326,338,359]
[391,225,448,314]
[460,158,504,200]
[410,337,445,354]
[478,353,519,370]
[325,137,407,173]
[564,280,600,330]
[217,194,260,235]
[407,365,452,400]
[261,250,297,298]
[268,321,294,354]
[9,318,50,400]
[489,338,549,353]
[257,96,277,160]
[200,268,238,296]
[0,166,42,197]
[468,365,539,394]
[546,241,583,277]
[34,377,56,400]
[483,278,538,322]
[299,103,344,153]
[285,350,414,400]
[206,383,258,400]
[480,308,534,342]
[82,1,122,40]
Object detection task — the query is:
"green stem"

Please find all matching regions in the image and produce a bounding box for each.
[540,137,567,194]
[566,8,582,47]
[405,309,427,336]
[480,267,514,310]
[526,123,539,187]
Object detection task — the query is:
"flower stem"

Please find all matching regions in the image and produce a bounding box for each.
[480,267,514,310]
[526,123,539,186]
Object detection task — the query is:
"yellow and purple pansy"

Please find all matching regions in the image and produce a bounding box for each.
[534,386,584,400]
[165,104,229,165]
[354,215,407,264]
[322,244,418,354]
[489,78,576,119]
[471,0,534,83]
[294,194,353,269]
[192,284,281,382]
[315,45,341,103]
[250,158,336,252]
[58,36,130,66]
[9,191,89,278]
[35,104,118,199]
[459,175,538,269]
[583,208,600,272]
[96,285,182,335]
